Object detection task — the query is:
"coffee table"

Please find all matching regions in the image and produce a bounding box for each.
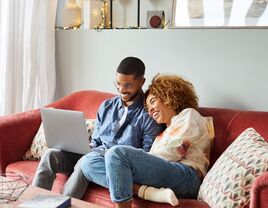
[0,185,102,208]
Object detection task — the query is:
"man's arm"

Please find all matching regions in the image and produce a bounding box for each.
[89,102,105,148]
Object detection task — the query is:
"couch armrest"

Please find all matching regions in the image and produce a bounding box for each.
[250,172,268,208]
[0,90,113,174]
[0,110,41,173]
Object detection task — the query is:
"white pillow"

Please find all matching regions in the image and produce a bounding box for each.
[198,128,268,208]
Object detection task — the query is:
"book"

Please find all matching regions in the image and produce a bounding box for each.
[18,194,71,208]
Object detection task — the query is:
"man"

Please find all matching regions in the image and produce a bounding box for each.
[32,57,164,199]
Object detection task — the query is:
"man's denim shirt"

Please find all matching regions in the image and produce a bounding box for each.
[90,92,164,153]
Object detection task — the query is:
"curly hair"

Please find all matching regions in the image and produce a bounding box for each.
[144,74,199,114]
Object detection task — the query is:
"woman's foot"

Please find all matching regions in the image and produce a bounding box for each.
[138,185,179,206]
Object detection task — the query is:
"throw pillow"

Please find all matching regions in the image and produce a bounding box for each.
[23,122,47,161]
[198,128,268,208]
[85,119,95,137]
[23,119,95,160]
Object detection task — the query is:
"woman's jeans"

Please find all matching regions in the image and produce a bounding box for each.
[105,145,201,203]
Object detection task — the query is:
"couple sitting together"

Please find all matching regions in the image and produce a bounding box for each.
[32,57,214,208]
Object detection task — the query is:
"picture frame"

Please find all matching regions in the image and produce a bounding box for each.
[111,0,140,29]
[171,0,268,28]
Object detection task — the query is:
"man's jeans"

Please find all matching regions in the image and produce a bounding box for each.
[105,145,201,203]
[32,149,89,199]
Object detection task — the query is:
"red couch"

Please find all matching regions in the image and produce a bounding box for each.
[1,90,268,208]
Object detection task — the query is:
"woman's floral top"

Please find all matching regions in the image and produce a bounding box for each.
[149,108,215,176]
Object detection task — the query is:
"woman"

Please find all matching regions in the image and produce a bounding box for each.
[105,74,214,208]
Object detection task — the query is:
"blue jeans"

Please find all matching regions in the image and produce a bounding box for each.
[80,151,108,188]
[32,149,89,199]
[105,145,201,203]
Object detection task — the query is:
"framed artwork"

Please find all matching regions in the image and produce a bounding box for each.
[139,0,174,28]
[86,0,112,29]
[171,0,268,27]
[111,0,173,29]
[111,0,140,28]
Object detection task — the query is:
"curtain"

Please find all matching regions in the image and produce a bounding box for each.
[0,0,57,116]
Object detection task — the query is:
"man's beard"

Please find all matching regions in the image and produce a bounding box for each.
[121,90,140,104]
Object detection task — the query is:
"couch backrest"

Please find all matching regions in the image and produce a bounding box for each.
[49,90,115,118]
[199,107,268,166]
[50,90,268,168]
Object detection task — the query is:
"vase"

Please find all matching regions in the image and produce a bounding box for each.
[62,0,81,29]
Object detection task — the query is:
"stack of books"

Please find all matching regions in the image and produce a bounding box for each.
[18,194,71,208]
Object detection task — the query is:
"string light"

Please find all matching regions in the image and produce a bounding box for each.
[95,1,108,30]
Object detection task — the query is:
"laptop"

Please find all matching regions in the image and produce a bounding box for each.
[40,108,91,154]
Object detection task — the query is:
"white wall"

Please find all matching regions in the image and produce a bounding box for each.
[55,29,268,111]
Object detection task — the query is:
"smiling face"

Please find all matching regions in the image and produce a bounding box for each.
[146,93,177,127]
[114,72,145,106]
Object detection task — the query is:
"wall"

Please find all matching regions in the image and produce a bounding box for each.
[55,29,268,111]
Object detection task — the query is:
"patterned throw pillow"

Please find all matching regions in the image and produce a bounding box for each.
[198,128,268,208]
[85,119,95,136]
[23,119,95,160]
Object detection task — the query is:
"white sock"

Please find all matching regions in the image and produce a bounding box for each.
[138,185,179,206]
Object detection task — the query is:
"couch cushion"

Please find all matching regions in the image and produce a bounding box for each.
[83,182,209,208]
[6,161,68,193]
[7,161,209,208]
[198,128,268,208]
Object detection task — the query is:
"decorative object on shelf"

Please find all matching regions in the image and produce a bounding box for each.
[62,0,82,29]
[171,0,268,27]
[95,0,109,30]
[137,0,140,28]
[0,171,29,203]
[147,10,165,29]
[109,0,141,29]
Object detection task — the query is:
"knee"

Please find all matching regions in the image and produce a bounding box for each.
[80,153,99,178]
[105,145,127,163]
[40,148,61,162]
[105,145,134,169]
[80,155,92,173]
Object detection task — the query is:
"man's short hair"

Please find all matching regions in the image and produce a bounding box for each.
[117,57,145,78]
